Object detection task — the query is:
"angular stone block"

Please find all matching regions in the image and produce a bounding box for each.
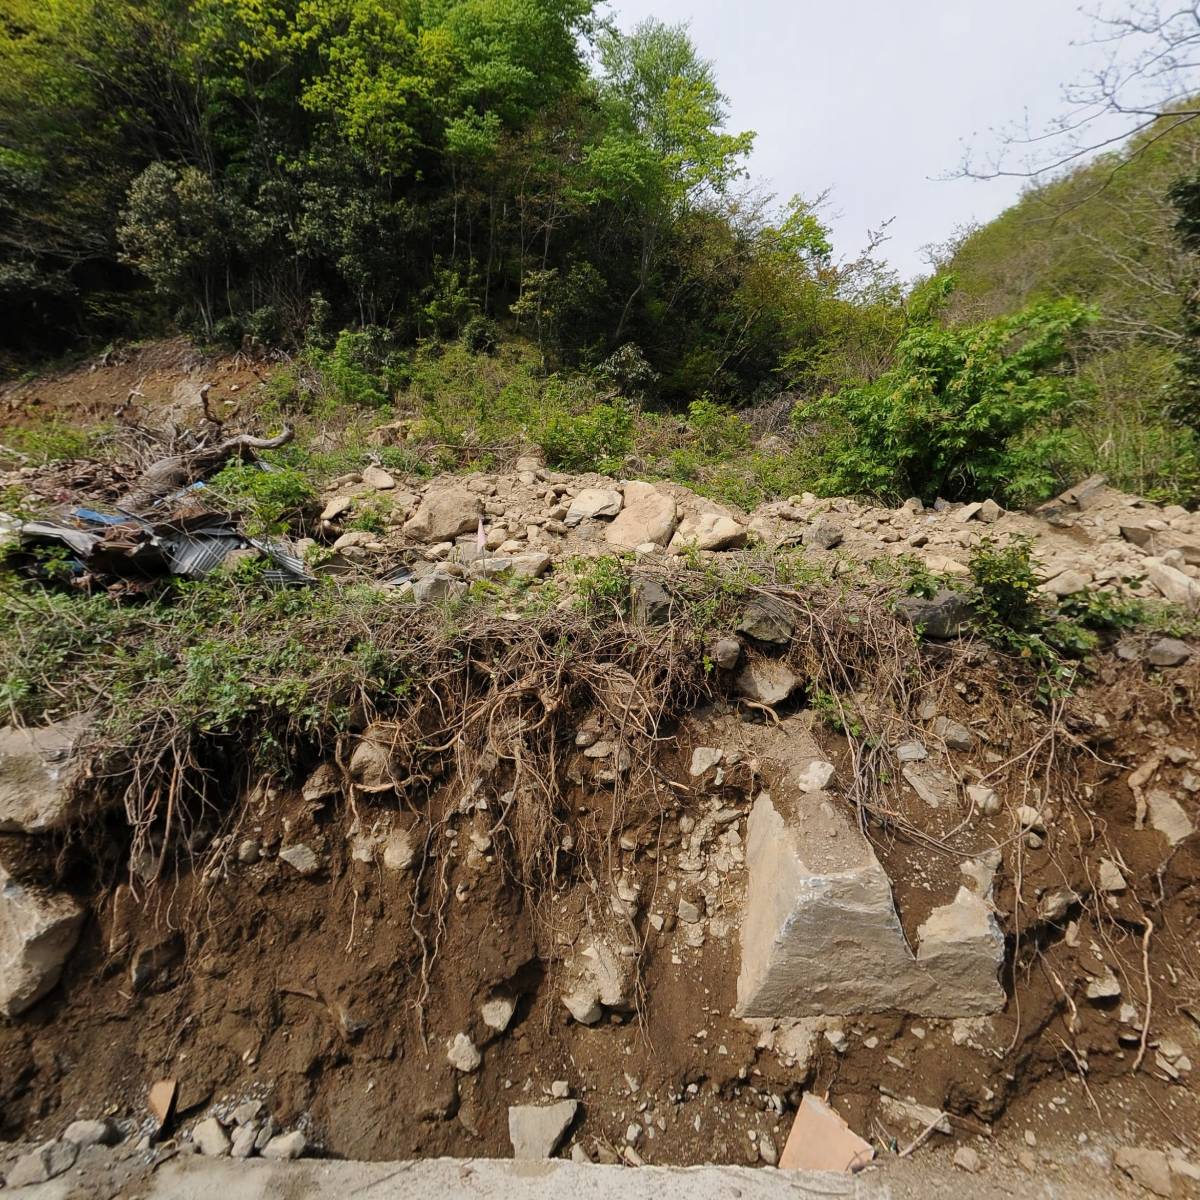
[737,787,1004,1018]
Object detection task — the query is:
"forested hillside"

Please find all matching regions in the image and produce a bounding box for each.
[4,0,1200,507]
[1,0,876,399]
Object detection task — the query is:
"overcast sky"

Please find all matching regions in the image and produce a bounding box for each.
[605,0,1124,280]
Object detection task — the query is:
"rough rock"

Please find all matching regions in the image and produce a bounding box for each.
[1147,637,1192,667]
[350,729,394,792]
[1146,559,1200,608]
[778,1094,873,1173]
[1115,1147,1175,1197]
[481,995,516,1033]
[319,495,352,521]
[631,579,672,625]
[382,829,416,871]
[403,488,482,542]
[412,574,469,603]
[231,1101,263,1126]
[878,1096,951,1136]
[933,716,974,751]
[794,760,835,793]
[446,1032,482,1072]
[508,1101,578,1159]
[564,488,622,525]
[63,1118,121,1148]
[736,598,794,644]
[1053,472,1108,510]
[1039,569,1092,597]
[1098,858,1126,892]
[561,937,632,1024]
[301,762,340,803]
[734,660,799,706]
[361,465,395,490]
[230,1124,257,1158]
[0,715,90,834]
[894,740,927,763]
[604,484,678,549]
[194,1117,231,1156]
[953,1146,982,1173]
[689,747,724,777]
[966,783,1001,815]
[737,781,1004,1017]
[1086,970,1121,1001]
[510,552,552,579]
[0,866,85,1017]
[802,515,844,550]
[669,511,747,552]
[261,1131,307,1161]
[709,637,742,670]
[903,764,953,809]
[279,844,320,876]
[1145,789,1194,846]
[6,1139,79,1187]
[895,590,973,639]
[253,1118,278,1152]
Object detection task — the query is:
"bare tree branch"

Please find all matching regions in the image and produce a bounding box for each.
[958,2,1200,182]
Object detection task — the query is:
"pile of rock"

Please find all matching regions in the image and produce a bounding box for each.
[311,460,1200,614]
[189,1102,306,1161]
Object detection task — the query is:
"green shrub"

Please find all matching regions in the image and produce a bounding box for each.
[965,536,1133,674]
[596,343,657,396]
[207,460,315,534]
[807,279,1095,505]
[462,314,499,355]
[244,305,281,345]
[570,554,630,615]
[968,536,1044,639]
[539,400,634,473]
[4,421,104,464]
[685,396,750,457]
[310,326,401,409]
[212,315,243,348]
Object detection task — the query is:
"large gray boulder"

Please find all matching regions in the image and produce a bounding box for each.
[736,732,1004,1018]
[403,488,482,543]
[668,510,747,552]
[1,866,85,1017]
[1146,559,1200,608]
[564,488,622,526]
[0,715,90,834]
[604,482,678,549]
[736,598,794,645]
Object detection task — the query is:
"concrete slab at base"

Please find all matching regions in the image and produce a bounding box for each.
[20,1156,874,1200]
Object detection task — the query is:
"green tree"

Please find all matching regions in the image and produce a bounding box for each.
[587,20,754,340]
[119,162,228,335]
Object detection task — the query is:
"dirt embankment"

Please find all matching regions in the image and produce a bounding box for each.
[0,345,1198,1198]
